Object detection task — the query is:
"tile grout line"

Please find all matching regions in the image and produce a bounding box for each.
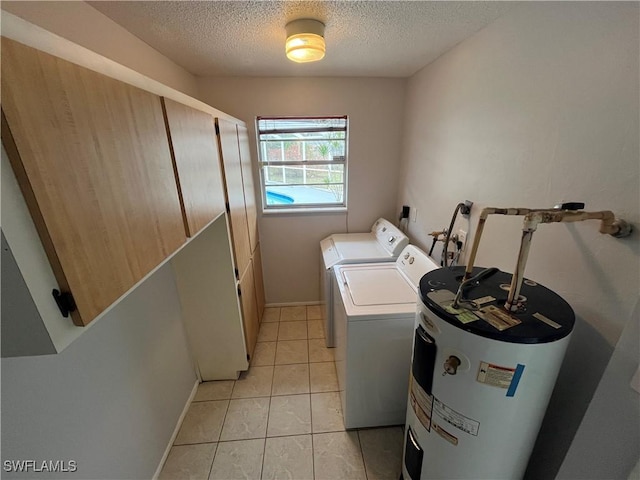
[259,395,271,479]
[309,347,316,436]
[309,392,316,480]
[206,442,218,480]
[266,360,276,436]
[206,395,233,478]
[260,325,277,478]
[357,430,370,480]
[306,336,316,480]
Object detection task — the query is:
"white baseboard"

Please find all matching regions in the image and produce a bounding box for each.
[266,301,321,307]
[152,379,199,480]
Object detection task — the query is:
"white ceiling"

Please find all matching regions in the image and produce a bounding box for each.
[89,1,515,78]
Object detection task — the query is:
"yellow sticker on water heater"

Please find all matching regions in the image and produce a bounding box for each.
[409,376,433,432]
[476,305,521,330]
[433,422,458,446]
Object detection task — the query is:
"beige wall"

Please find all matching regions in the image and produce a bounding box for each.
[396,3,639,478]
[197,77,406,303]
[1,1,199,97]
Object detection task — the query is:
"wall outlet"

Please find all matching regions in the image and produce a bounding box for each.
[411,208,418,222]
[455,229,468,265]
[461,200,473,217]
[457,229,467,250]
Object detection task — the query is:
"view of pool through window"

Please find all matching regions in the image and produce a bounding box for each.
[266,191,294,205]
[257,116,348,210]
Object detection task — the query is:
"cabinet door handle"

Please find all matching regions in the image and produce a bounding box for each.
[52,289,76,318]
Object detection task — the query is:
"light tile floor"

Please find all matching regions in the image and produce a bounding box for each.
[160,305,404,480]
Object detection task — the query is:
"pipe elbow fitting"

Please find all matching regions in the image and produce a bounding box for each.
[606,218,632,238]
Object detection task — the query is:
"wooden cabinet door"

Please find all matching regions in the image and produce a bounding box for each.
[238,262,259,358]
[162,98,225,236]
[216,119,251,277]
[1,38,186,326]
[237,125,259,252]
[253,244,266,322]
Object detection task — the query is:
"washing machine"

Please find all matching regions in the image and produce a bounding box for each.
[402,266,575,480]
[320,218,408,348]
[332,245,438,429]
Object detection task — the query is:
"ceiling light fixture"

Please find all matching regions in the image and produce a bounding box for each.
[285,18,325,63]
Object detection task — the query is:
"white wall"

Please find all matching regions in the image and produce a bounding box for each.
[1,1,199,97]
[1,264,197,479]
[197,77,406,303]
[397,2,639,478]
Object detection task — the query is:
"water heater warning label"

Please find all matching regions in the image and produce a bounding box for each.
[477,362,516,389]
[477,362,525,397]
[433,398,480,436]
[409,376,433,432]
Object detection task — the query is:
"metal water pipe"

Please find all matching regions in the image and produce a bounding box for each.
[463,205,631,312]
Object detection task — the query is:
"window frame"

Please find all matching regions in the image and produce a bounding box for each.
[256,115,348,212]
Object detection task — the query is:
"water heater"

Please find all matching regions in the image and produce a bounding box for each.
[402,266,575,480]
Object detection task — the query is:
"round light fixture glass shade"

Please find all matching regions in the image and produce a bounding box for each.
[285,19,325,63]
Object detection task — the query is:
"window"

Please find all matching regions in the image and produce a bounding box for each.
[256,116,348,210]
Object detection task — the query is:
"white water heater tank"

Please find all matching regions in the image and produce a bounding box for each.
[402,266,575,480]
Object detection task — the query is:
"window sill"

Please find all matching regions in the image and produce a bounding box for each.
[261,207,348,216]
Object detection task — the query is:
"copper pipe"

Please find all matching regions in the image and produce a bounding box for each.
[504,210,631,310]
[464,207,540,281]
[505,228,536,311]
[464,206,631,311]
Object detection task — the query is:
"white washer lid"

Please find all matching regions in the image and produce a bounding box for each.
[321,234,395,269]
[335,240,389,259]
[329,232,374,243]
[343,267,416,306]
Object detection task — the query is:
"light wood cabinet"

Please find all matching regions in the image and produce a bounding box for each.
[238,261,260,356]
[238,125,259,253]
[1,33,262,368]
[238,126,266,320]
[216,118,266,356]
[161,98,226,236]
[1,38,186,327]
[216,119,252,278]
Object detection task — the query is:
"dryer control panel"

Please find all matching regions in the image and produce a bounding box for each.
[397,245,439,288]
[374,219,409,256]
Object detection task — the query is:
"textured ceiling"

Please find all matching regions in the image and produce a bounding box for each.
[89,1,514,78]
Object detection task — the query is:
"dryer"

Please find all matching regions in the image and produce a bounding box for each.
[320,218,408,347]
[332,245,438,429]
